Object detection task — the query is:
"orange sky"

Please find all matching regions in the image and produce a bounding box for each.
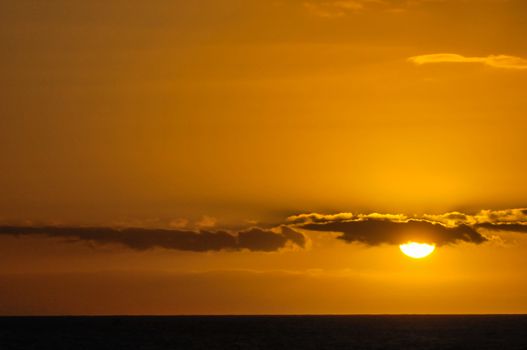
[1,0,527,315]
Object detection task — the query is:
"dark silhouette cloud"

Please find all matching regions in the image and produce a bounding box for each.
[300,219,487,246]
[290,208,527,246]
[238,226,305,252]
[2,208,526,251]
[0,226,305,252]
[475,223,527,233]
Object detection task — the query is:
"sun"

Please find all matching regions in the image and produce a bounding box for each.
[399,242,435,259]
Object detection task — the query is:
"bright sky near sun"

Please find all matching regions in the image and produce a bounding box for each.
[1,0,527,315]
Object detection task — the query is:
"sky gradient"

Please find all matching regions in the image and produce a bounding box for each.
[1,0,527,315]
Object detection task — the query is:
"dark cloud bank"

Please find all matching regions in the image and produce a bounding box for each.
[300,219,486,246]
[0,225,305,252]
[2,209,527,252]
[292,208,527,247]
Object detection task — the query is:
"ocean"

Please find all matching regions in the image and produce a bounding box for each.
[1,315,526,349]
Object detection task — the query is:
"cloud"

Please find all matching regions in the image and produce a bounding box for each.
[303,0,510,17]
[195,215,217,228]
[408,53,527,69]
[2,208,526,251]
[288,212,407,224]
[304,0,385,17]
[0,225,305,253]
[290,208,527,246]
[238,226,306,251]
[298,218,486,246]
[474,223,527,233]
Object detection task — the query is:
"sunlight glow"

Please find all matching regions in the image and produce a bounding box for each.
[399,242,436,259]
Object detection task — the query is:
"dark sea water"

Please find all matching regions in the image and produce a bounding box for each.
[1,315,526,350]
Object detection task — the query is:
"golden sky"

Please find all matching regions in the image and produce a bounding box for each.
[1,0,527,314]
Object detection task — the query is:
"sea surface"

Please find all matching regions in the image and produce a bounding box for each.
[1,315,526,349]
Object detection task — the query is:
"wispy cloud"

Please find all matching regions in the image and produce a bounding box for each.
[303,0,510,17]
[304,0,385,17]
[408,53,527,69]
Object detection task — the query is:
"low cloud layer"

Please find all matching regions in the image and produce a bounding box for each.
[2,209,527,251]
[299,219,485,246]
[290,208,527,246]
[0,226,305,252]
[408,53,527,69]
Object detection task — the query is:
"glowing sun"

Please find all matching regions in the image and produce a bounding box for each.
[399,242,435,259]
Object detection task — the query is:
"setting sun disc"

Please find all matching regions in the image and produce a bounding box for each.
[399,242,436,259]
